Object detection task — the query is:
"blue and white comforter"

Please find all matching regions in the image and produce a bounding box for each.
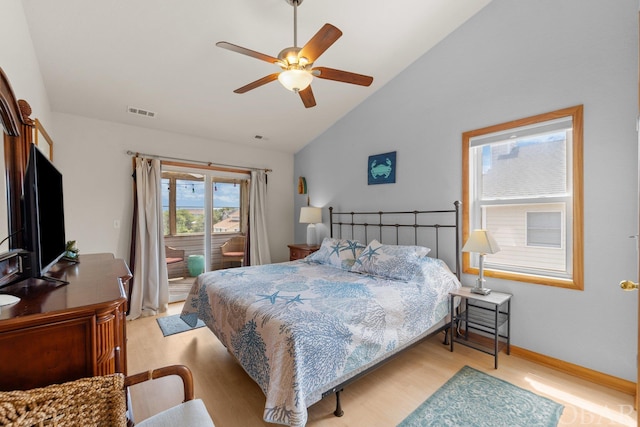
[181,258,460,426]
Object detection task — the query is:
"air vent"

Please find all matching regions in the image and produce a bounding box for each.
[127,106,157,118]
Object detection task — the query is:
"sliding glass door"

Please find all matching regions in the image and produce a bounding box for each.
[161,164,248,277]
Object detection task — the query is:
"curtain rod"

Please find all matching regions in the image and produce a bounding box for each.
[126,150,272,173]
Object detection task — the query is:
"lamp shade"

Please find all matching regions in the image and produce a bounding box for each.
[278,69,313,92]
[299,207,322,224]
[462,229,500,254]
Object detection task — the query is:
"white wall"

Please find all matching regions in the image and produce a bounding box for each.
[295,0,639,381]
[1,0,295,264]
[52,113,294,263]
[0,0,51,126]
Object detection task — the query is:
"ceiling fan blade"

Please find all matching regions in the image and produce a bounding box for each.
[216,41,280,64]
[233,73,280,94]
[313,67,373,86]
[299,24,342,63]
[299,86,316,108]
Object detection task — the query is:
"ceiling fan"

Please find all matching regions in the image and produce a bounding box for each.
[216,0,373,108]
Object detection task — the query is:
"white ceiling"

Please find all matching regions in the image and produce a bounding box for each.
[21,0,491,154]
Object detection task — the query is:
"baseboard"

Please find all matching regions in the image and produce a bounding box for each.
[511,345,636,396]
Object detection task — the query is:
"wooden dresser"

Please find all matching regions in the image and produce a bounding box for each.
[0,253,131,391]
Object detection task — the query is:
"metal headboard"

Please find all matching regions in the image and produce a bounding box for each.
[329,201,461,279]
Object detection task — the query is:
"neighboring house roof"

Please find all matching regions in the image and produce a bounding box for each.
[213,210,240,232]
[482,138,567,199]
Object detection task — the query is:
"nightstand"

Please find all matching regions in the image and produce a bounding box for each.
[449,286,512,369]
[288,243,320,261]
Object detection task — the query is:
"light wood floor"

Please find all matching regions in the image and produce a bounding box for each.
[127,302,637,426]
[168,277,196,303]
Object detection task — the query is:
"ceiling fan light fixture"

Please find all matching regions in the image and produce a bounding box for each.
[286,53,299,65]
[278,47,302,66]
[216,0,372,107]
[278,69,313,92]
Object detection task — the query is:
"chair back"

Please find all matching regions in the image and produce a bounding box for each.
[221,236,245,254]
[221,236,245,268]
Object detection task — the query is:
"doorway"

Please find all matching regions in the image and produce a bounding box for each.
[161,165,249,302]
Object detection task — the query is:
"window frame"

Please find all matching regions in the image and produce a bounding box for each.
[462,105,584,290]
[211,181,244,234]
[162,173,206,237]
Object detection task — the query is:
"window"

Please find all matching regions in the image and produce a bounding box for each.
[212,182,241,233]
[162,170,246,237]
[462,105,583,290]
[527,211,562,248]
[162,175,205,236]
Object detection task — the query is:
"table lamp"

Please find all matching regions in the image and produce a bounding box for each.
[300,207,322,245]
[462,229,500,295]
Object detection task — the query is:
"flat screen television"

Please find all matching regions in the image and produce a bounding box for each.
[23,143,66,279]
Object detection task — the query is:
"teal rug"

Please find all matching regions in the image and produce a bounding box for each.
[156,314,205,337]
[398,366,563,427]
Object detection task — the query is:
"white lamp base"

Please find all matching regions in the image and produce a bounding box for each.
[0,294,20,306]
[471,277,491,295]
[470,286,491,295]
[306,223,317,246]
[470,254,491,295]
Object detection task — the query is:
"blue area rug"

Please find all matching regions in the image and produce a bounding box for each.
[398,366,563,427]
[156,314,205,337]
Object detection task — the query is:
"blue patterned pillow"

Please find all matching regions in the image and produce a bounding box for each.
[306,237,366,269]
[350,239,431,281]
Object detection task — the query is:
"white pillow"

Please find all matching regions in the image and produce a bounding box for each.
[350,239,431,281]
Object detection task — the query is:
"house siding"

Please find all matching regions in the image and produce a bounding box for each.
[484,203,567,273]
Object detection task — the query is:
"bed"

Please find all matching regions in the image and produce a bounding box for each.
[181,202,461,427]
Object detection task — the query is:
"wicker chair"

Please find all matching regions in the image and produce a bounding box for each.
[165,245,186,278]
[0,365,214,427]
[220,236,245,268]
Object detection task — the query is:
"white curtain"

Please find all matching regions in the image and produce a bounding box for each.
[249,170,271,265]
[128,158,168,320]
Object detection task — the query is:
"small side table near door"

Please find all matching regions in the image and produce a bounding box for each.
[449,286,512,369]
[288,244,320,261]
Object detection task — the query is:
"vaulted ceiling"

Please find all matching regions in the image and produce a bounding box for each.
[21,0,491,153]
